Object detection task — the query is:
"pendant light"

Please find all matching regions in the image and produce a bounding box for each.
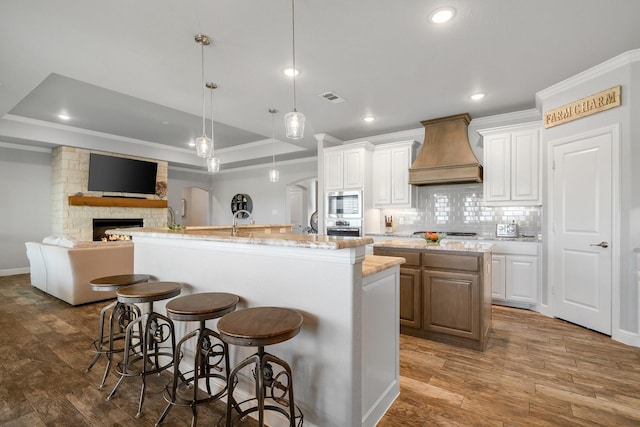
[194,34,213,158]
[268,108,279,182]
[284,0,305,140]
[206,82,220,173]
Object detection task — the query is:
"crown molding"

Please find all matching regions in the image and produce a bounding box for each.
[469,109,541,129]
[535,48,640,108]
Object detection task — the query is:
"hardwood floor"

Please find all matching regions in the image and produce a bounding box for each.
[2,274,640,426]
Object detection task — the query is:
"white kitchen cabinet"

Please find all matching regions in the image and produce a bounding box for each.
[488,241,540,307]
[372,140,417,208]
[324,142,373,191]
[491,254,506,300]
[480,122,542,205]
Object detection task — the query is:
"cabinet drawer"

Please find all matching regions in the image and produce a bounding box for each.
[422,252,479,272]
[374,248,421,267]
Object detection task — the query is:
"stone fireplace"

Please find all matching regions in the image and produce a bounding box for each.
[93,218,144,241]
[51,146,168,241]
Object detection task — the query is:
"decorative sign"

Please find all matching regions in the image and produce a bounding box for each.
[544,85,621,128]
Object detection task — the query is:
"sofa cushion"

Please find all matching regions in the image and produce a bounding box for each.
[42,236,61,245]
[57,236,79,248]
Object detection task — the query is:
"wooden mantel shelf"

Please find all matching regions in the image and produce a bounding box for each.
[68,196,168,208]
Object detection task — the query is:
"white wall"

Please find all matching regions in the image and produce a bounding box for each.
[167,168,212,227]
[209,159,318,226]
[0,144,52,273]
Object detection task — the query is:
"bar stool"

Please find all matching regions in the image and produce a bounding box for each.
[86,273,150,389]
[217,306,304,427]
[156,292,240,427]
[106,281,182,418]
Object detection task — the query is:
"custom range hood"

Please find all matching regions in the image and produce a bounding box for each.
[409,113,483,185]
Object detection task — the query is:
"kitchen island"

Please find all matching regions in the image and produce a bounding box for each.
[374,239,494,351]
[108,226,402,427]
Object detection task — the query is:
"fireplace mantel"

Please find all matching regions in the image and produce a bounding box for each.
[68,196,168,208]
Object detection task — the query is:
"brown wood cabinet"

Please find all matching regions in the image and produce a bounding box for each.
[374,246,492,351]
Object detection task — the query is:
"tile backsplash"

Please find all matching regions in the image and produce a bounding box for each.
[379,183,541,236]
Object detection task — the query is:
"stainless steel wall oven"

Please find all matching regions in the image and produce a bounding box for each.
[326,190,362,219]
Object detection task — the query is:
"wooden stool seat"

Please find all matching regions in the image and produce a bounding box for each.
[117,281,181,304]
[217,306,303,347]
[89,274,151,292]
[166,292,239,322]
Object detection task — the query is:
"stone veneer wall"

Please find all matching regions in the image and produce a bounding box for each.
[51,146,168,241]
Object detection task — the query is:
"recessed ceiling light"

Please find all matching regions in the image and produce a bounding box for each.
[161,120,169,125]
[363,116,375,123]
[58,113,71,121]
[429,7,456,24]
[282,67,300,77]
[470,92,486,101]
[188,141,196,147]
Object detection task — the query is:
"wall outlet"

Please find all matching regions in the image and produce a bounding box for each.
[272,209,277,215]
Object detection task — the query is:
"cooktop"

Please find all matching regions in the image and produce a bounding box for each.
[412,231,477,237]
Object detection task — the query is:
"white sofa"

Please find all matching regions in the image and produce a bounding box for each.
[25,238,134,305]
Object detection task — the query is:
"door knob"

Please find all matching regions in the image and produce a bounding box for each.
[589,241,609,248]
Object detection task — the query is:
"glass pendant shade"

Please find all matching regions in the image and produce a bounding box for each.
[284,110,305,139]
[268,168,280,182]
[196,135,213,158]
[206,156,220,173]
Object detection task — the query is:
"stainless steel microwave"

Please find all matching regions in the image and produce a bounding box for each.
[326,190,362,218]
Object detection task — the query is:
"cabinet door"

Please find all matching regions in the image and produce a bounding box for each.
[511,129,540,203]
[391,146,410,205]
[491,254,506,300]
[422,270,480,340]
[506,255,538,303]
[372,149,392,206]
[399,267,421,328]
[484,133,512,203]
[324,151,344,190]
[343,149,363,188]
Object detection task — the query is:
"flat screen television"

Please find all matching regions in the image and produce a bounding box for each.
[88,153,158,195]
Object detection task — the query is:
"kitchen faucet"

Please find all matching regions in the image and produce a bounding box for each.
[232,209,255,233]
[167,206,175,228]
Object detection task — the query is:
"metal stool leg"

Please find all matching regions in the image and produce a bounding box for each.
[107,311,175,419]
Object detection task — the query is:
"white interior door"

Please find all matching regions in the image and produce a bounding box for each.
[551,131,613,335]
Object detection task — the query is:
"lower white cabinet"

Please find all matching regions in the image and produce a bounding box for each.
[489,241,539,306]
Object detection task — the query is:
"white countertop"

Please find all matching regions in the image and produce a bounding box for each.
[367,232,540,243]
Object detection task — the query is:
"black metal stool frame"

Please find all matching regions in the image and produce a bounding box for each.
[86,300,141,389]
[106,310,176,418]
[156,324,230,426]
[225,346,303,427]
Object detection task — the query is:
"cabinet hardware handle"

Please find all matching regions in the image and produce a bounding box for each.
[589,241,609,248]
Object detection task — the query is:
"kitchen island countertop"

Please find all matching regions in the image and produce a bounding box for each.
[362,255,406,277]
[110,226,373,250]
[373,238,495,253]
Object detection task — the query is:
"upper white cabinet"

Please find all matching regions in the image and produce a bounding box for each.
[479,122,542,205]
[372,140,417,208]
[324,142,373,190]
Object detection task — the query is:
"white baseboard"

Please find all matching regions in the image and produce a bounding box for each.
[613,329,640,348]
[0,267,29,277]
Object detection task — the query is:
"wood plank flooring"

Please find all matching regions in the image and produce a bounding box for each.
[2,274,640,426]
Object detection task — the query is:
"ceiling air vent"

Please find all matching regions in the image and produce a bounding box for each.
[319,91,346,103]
